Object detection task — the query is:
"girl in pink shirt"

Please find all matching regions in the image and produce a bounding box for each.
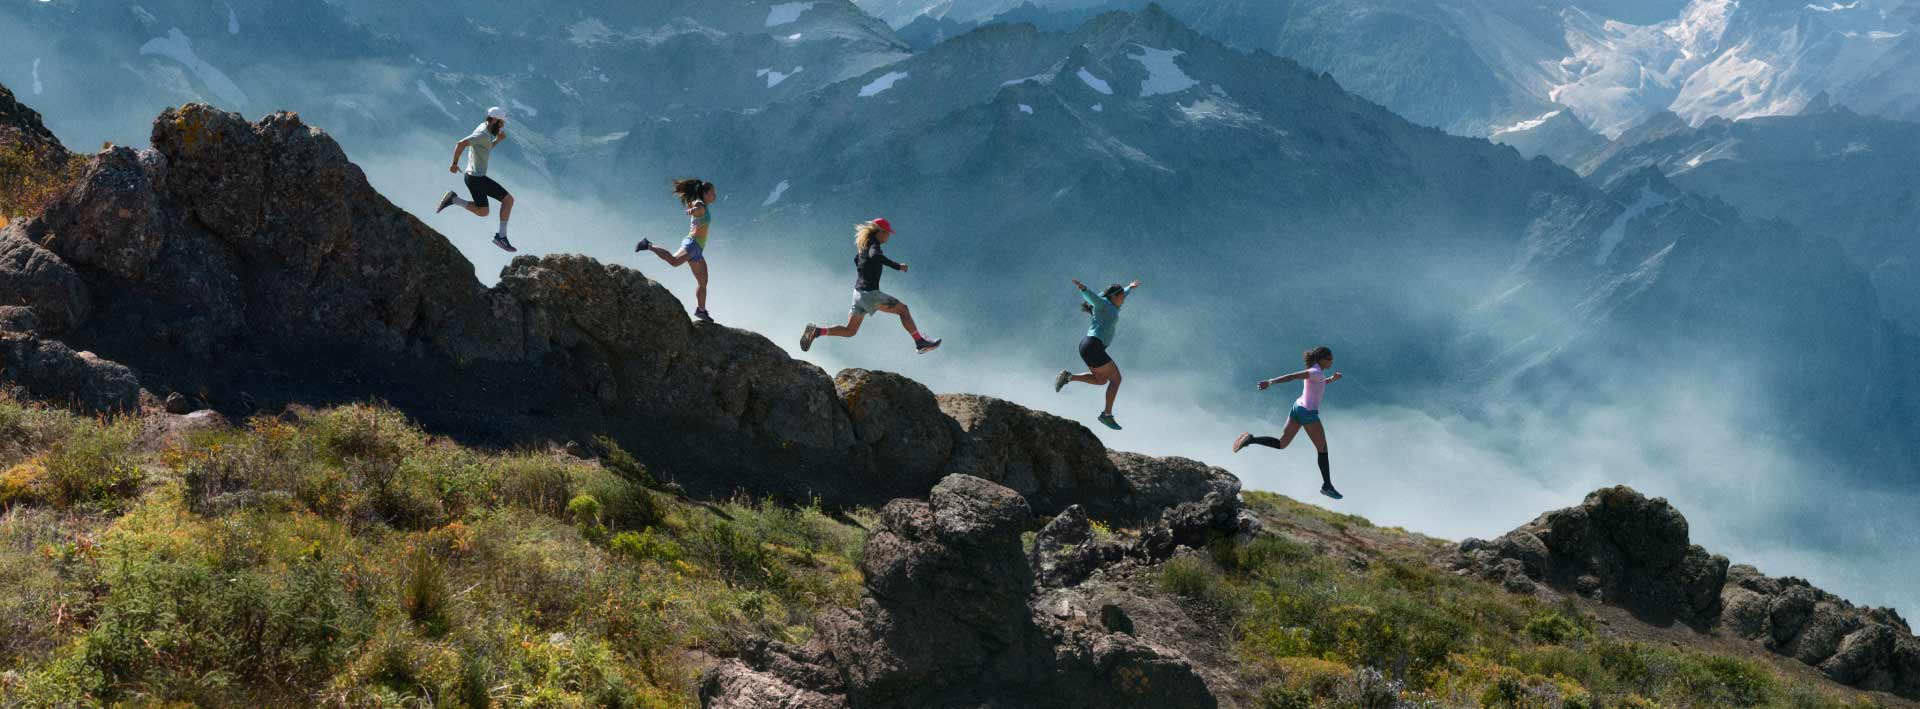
[1233,346,1344,499]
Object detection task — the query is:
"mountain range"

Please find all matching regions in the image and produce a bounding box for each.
[860,0,1920,138]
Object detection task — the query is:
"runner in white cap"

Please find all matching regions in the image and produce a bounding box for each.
[436,106,518,252]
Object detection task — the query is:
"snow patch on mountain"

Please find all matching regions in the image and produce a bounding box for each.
[859,71,908,97]
[758,66,804,88]
[1179,97,1260,127]
[226,2,239,34]
[1545,0,1912,137]
[1128,45,1197,97]
[767,2,817,27]
[1018,103,1033,114]
[416,80,458,122]
[763,180,791,206]
[1076,67,1112,95]
[139,28,250,109]
[1002,73,1049,87]
[511,99,539,118]
[1594,187,1669,266]
[1091,102,1103,112]
[1493,111,1563,136]
[31,58,42,95]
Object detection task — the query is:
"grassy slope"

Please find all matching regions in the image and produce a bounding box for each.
[0,394,1903,707]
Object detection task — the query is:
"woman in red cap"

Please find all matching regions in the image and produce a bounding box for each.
[799,218,941,354]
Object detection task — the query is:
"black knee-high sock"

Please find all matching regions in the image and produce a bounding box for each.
[1247,435,1285,449]
[1317,452,1331,486]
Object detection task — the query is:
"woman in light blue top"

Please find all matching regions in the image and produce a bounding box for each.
[1054,278,1140,430]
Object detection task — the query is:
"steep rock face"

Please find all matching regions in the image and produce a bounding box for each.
[1454,486,1729,629]
[0,93,1235,527]
[702,474,1229,708]
[1721,565,1920,696]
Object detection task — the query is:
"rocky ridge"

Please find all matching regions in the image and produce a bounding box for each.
[0,89,1232,528]
[1454,486,1920,699]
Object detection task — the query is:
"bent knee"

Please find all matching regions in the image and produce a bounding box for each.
[475,206,491,216]
[501,194,515,205]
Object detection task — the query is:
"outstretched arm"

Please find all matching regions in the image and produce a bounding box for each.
[1072,279,1099,307]
[1124,279,1142,294]
[449,138,470,173]
[1256,369,1313,390]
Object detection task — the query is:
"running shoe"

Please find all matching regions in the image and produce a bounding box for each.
[800,324,819,352]
[634,238,652,253]
[435,191,457,213]
[695,308,714,324]
[1232,432,1252,453]
[1054,370,1071,393]
[492,234,517,252]
[1319,484,1344,500]
[1097,413,1121,430]
[915,337,942,354]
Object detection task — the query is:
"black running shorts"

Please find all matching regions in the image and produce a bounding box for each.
[464,173,509,209]
[1078,336,1113,369]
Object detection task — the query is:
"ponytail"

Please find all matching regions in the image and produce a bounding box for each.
[671,178,709,206]
[1303,346,1332,368]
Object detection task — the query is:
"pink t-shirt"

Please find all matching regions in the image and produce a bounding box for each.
[1295,365,1327,411]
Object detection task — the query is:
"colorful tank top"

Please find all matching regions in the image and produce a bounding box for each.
[688,200,712,248]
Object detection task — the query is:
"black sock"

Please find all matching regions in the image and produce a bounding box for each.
[1247,436,1285,449]
[1317,452,1331,487]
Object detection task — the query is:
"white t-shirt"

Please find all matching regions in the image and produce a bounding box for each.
[463,123,495,176]
[1295,365,1327,411]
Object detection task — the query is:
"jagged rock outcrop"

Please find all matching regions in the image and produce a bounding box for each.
[0,331,141,414]
[1457,486,1920,700]
[0,92,1234,528]
[1453,486,1729,629]
[0,82,65,170]
[702,475,1229,708]
[0,227,89,333]
[834,368,959,499]
[1720,565,1920,695]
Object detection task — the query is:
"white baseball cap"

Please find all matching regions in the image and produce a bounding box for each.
[486,106,508,121]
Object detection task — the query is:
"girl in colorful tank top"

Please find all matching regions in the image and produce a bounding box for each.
[635,178,718,323]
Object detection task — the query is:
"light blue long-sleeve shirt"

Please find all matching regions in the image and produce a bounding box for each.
[1080,285,1133,346]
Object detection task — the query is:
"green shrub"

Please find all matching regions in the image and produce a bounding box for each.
[1524,610,1590,645]
[1157,556,1235,613]
[497,454,575,517]
[402,548,451,637]
[578,466,663,532]
[36,539,369,703]
[570,494,608,543]
[611,528,683,565]
[686,518,780,589]
[40,420,142,511]
[306,404,424,466]
[596,435,658,489]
